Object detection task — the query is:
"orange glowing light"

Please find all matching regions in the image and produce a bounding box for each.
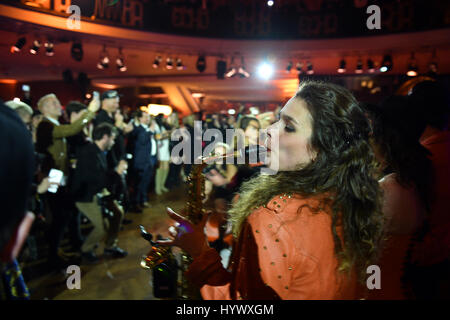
[0,79,18,84]
[94,83,118,90]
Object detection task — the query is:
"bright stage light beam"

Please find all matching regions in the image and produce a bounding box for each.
[257,62,274,80]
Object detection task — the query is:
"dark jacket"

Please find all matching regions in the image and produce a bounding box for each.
[0,102,34,253]
[107,171,129,208]
[93,109,126,169]
[71,142,109,202]
[132,125,156,170]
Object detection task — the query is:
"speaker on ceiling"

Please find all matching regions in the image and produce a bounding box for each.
[216,60,227,79]
[62,69,74,83]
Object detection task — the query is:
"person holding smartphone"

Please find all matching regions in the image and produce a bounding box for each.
[35,92,100,270]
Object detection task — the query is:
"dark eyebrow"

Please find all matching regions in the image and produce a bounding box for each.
[280,113,299,125]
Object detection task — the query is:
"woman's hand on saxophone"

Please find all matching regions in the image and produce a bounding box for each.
[156,207,211,258]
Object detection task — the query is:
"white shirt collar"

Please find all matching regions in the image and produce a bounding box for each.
[46,116,60,126]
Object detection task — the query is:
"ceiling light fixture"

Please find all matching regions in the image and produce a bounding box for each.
[71,41,83,62]
[380,54,392,72]
[153,55,162,68]
[116,48,127,72]
[30,40,41,55]
[11,37,26,53]
[337,59,346,73]
[44,41,54,56]
[97,45,109,69]
[306,61,314,74]
[196,55,206,72]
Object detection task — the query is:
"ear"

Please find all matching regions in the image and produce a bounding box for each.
[0,212,35,263]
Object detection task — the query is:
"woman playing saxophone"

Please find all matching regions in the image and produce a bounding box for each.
[157,81,384,300]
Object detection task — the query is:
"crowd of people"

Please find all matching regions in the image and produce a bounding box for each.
[0,88,262,296]
[0,79,449,300]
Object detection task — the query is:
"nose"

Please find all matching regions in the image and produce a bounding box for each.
[266,122,277,139]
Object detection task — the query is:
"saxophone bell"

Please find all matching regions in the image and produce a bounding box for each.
[139,225,172,269]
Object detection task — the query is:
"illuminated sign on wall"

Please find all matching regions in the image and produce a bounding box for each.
[5,0,450,39]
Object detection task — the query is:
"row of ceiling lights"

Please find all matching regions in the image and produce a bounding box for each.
[10,36,439,78]
[11,36,54,56]
[285,61,315,75]
[97,45,127,72]
[152,55,186,70]
[331,52,438,76]
[11,37,126,72]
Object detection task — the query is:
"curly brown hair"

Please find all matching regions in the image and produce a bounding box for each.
[229,81,385,279]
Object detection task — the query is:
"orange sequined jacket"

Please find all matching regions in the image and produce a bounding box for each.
[186,193,359,300]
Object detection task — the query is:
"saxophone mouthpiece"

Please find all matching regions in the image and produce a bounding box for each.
[202,145,267,164]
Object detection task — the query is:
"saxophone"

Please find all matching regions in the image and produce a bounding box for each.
[139,146,266,299]
[139,156,211,299]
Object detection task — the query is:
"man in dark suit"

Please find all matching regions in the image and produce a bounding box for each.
[130,110,157,212]
[72,123,127,263]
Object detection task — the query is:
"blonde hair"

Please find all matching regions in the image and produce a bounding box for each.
[37,93,57,112]
[5,100,33,115]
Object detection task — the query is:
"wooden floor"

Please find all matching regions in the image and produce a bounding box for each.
[26,186,188,300]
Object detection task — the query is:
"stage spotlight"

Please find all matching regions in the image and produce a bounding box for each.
[267,0,274,6]
[337,59,346,73]
[295,62,303,74]
[176,58,185,70]
[225,57,237,78]
[71,42,83,62]
[196,55,206,72]
[306,61,314,74]
[355,59,363,74]
[225,67,237,78]
[238,56,250,78]
[30,40,41,55]
[380,54,392,72]
[367,59,375,73]
[153,55,162,68]
[257,62,274,80]
[44,42,54,56]
[11,37,26,53]
[166,57,174,70]
[406,52,418,77]
[97,46,109,69]
[286,61,293,73]
[238,66,250,78]
[116,48,127,72]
